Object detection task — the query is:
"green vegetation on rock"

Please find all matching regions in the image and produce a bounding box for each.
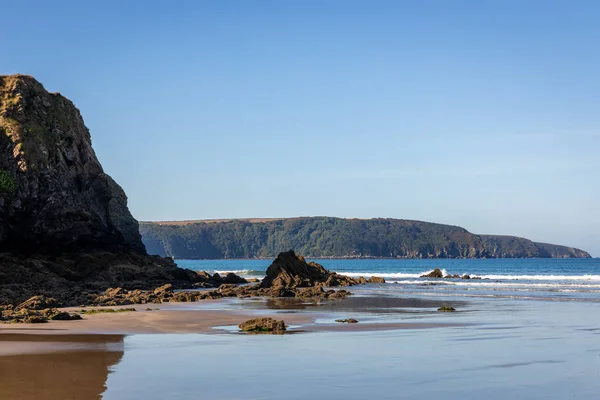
[0,170,15,194]
[139,217,591,259]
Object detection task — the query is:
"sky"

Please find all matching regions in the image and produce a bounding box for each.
[1,1,599,256]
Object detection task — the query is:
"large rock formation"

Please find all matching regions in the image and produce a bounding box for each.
[260,250,376,289]
[0,75,194,305]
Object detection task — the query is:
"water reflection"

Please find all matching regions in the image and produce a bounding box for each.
[0,334,124,400]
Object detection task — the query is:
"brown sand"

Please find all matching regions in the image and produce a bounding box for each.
[0,305,315,337]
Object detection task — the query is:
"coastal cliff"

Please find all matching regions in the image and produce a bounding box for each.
[0,75,193,305]
[140,217,591,259]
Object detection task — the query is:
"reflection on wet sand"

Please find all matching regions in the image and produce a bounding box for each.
[0,334,124,400]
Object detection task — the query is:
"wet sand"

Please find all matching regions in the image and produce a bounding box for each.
[2,295,599,399]
[0,295,464,336]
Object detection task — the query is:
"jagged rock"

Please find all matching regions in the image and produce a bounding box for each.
[153,284,173,295]
[238,317,286,334]
[461,275,471,279]
[261,251,376,290]
[367,276,385,284]
[222,273,248,284]
[421,268,444,278]
[104,288,124,297]
[15,295,58,311]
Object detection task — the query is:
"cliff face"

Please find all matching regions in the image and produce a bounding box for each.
[0,75,192,305]
[0,75,143,255]
[139,217,592,259]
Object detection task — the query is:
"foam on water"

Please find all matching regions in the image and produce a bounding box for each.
[336,270,600,282]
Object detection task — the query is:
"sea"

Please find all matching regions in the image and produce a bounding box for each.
[176,257,600,303]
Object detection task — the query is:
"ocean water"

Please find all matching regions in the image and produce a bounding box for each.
[176,258,600,302]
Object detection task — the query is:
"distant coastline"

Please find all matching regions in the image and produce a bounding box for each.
[140,217,591,260]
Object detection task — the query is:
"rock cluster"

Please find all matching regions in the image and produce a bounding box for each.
[81,252,372,307]
[1,295,81,323]
[420,268,481,280]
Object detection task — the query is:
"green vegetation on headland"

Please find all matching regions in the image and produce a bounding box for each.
[139,217,590,259]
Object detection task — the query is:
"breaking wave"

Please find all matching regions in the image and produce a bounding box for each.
[335,270,600,282]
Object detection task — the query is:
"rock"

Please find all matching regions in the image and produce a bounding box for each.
[421,268,444,278]
[326,289,351,299]
[461,275,471,279]
[238,317,286,334]
[222,273,247,284]
[367,276,385,284]
[260,251,359,289]
[49,311,82,321]
[437,306,456,312]
[24,315,48,323]
[15,295,58,311]
[217,284,239,297]
[296,285,326,298]
[153,284,173,295]
[335,319,358,323]
[104,288,124,297]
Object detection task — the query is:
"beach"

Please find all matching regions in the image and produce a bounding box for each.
[1,275,600,399]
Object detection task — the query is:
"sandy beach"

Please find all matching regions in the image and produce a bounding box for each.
[1,292,599,400]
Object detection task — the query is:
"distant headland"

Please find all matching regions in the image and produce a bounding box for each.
[139,217,591,259]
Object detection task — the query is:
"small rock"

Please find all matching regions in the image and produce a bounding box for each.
[335,318,359,323]
[367,276,385,284]
[437,306,456,312]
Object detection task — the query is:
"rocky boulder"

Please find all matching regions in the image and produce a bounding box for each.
[421,268,444,278]
[261,250,377,289]
[238,317,286,334]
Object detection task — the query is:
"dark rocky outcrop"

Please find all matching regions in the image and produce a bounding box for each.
[421,268,444,278]
[238,317,286,334]
[0,75,198,306]
[261,250,380,289]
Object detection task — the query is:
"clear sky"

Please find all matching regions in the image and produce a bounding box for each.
[1,1,598,256]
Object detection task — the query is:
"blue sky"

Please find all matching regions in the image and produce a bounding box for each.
[2,1,599,255]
